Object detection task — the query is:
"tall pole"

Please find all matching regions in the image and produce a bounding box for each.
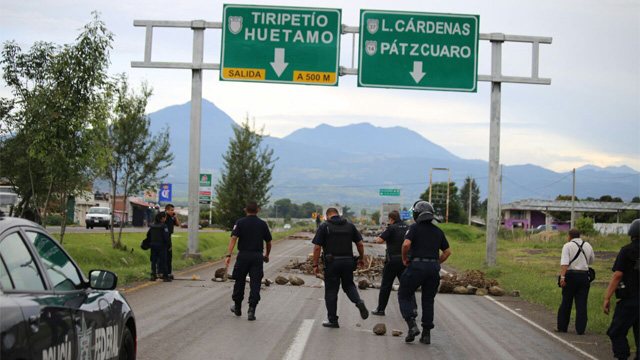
[498,164,503,219]
[571,168,576,228]
[486,36,503,267]
[468,176,472,226]
[445,168,451,223]
[185,24,204,258]
[428,169,433,203]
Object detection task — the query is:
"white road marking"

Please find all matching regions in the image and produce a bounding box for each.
[283,319,315,360]
[441,267,598,360]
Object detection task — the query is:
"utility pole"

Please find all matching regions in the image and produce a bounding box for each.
[498,165,503,222]
[446,168,451,223]
[468,176,473,226]
[571,168,576,228]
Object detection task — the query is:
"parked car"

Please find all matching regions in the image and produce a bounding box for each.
[85,206,112,229]
[283,224,291,230]
[0,214,137,359]
[532,224,559,232]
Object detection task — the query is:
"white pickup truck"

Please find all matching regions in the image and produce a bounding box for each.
[85,206,112,229]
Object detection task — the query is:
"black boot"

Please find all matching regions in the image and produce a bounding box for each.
[248,306,256,321]
[405,318,421,343]
[230,301,242,316]
[419,329,431,344]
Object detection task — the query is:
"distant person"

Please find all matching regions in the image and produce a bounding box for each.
[372,210,413,316]
[312,207,369,328]
[315,213,322,231]
[398,200,450,344]
[225,201,272,321]
[164,204,180,279]
[603,219,639,360]
[148,212,171,282]
[557,228,594,334]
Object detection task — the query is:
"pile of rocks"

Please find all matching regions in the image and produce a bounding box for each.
[439,270,508,296]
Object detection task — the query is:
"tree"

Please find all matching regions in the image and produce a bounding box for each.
[420,181,463,223]
[371,211,380,223]
[459,176,480,216]
[103,76,173,249]
[1,12,113,243]
[213,117,277,230]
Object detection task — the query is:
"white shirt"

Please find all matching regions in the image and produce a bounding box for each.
[560,238,595,271]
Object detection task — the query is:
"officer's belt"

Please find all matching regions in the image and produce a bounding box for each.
[411,258,438,263]
[388,254,403,258]
[332,255,354,260]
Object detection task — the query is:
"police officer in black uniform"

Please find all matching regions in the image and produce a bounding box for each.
[603,218,639,360]
[147,212,172,282]
[225,201,272,321]
[164,204,180,279]
[398,200,451,344]
[312,207,369,328]
[372,210,411,316]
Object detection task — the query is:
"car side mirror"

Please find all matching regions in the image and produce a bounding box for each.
[89,269,118,290]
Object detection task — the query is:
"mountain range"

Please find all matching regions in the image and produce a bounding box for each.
[147,100,639,208]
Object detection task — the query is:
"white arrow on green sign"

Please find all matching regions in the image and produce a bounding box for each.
[358,9,479,92]
[220,4,342,86]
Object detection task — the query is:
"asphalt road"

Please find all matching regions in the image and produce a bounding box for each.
[122,233,611,360]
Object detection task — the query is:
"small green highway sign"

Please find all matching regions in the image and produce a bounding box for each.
[380,189,401,196]
[220,4,342,86]
[358,10,479,92]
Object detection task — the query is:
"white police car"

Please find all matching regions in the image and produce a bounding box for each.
[0,214,137,359]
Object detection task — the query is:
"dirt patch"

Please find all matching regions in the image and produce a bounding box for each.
[520,249,554,256]
[595,251,618,261]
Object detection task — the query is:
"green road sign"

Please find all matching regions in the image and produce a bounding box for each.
[199,173,212,187]
[380,189,401,196]
[221,4,342,86]
[358,10,479,92]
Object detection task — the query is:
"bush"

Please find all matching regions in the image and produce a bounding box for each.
[199,221,210,228]
[576,217,598,235]
[45,214,74,226]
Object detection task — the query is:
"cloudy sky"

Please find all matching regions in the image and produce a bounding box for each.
[1,0,638,173]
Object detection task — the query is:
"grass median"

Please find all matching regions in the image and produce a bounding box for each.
[53,227,305,286]
[439,223,634,347]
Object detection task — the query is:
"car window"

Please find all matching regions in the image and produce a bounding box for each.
[89,208,109,215]
[0,232,46,291]
[25,231,83,291]
[0,255,14,290]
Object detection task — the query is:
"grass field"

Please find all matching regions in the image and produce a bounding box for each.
[53,227,304,285]
[439,223,635,347]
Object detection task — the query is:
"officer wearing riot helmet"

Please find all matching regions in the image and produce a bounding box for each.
[398,200,451,344]
[312,207,369,328]
[372,210,412,316]
[603,218,639,360]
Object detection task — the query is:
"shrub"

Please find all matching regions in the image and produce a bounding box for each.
[576,217,598,235]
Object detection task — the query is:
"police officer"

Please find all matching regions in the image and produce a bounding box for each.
[164,204,180,279]
[312,207,369,328]
[398,201,451,344]
[225,201,272,321]
[147,212,171,282]
[603,218,639,360]
[372,210,411,316]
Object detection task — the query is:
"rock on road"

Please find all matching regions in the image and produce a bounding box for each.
[122,233,610,360]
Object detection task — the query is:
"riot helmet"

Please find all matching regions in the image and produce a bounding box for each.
[629,219,640,238]
[411,200,436,223]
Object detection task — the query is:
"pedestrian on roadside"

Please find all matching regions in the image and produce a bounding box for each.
[312,207,369,328]
[557,228,595,335]
[398,200,451,344]
[225,201,272,321]
[603,219,639,360]
[315,213,322,231]
[372,210,413,316]
[148,211,171,282]
[164,204,180,279]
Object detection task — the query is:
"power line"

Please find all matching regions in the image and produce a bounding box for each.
[536,173,572,189]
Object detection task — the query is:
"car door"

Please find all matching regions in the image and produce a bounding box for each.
[24,230,120,360]
[0,230,75,359]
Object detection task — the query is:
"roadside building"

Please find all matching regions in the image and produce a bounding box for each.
[502,199,640,232]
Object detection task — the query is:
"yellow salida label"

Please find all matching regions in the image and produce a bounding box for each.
[293,71,336,84]
[224,68,265,80]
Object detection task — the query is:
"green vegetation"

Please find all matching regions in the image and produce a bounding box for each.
[440,223,632,343]
[54,227,303,286]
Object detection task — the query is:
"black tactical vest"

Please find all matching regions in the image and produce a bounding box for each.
[324,222,354,256]
[621,241,639,298]
[387,222,408,256]
[149,224,166,243]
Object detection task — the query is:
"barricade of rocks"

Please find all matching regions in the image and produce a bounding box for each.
[439,270,509,296]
